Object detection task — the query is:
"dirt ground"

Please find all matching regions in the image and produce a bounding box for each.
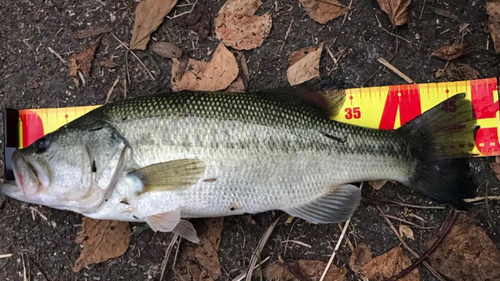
[0,0,499,280]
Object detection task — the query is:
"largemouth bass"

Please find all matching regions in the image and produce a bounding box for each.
[1,79,477,243]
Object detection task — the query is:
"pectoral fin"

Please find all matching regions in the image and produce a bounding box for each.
[130,158,206,193]
[145,209,200,243]
[282,184,361,223]
[146,208,181,232]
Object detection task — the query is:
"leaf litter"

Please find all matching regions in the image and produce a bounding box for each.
[287,44,323,85]
[150,42,183,59]
[487,0,500,53]
[171,43,239,91]
[74,25,112,39]
[263,259,347,281]
[427,214,500,281]
[175,218,224,280]
[215,0,272,50]
[68,36,101,87]
[129,0,179,50]
[298,0,350,24]
[360,246,420,281]
[376,0,411,27]
[349,242,372,274]
[435,63,481,80]
[73,217,130,272]
[431,43,471,61]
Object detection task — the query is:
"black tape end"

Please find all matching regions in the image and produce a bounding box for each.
[3,108,19,182]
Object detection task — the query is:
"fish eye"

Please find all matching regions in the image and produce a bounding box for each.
[37,137,51,153]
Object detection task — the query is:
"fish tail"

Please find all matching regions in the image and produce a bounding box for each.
[397,93,478,210]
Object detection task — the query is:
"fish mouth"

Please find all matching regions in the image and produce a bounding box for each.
[11,150,50,196]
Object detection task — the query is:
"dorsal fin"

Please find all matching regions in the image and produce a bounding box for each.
[257,78,346,118]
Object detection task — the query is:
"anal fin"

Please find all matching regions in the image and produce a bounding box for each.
[282,184,361,224]
[145,208,200,243]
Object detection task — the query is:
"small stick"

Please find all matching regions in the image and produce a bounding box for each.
[48,47,67,64]
[279,19,294,53]
[465,196,500,203]
[105,77,120,103]
[383,214,436,230]
[419,0,426,19]
[280,240,312,248]
[159,234,180,281]
[0,253,12,259]
[377,206,445,281]
[389,201,446,210]
[342,0,354,25]
[377,57,415,83]
[320,218,350,281]
[111,33,155,80]
[384,210,458,281]
[232,256,270,281]
[245,214,285,281]
[337,223,355,251]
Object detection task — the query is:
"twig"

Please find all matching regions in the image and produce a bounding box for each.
[159,234,180,281]
[280,240,312,248]
[111,33,155,80]
[337,223,354,252]
[419,0,426,19]
[377,206,445,281]
[27,256,52,281]
[320,219,350,281]
[279,19,294,53]
[48,47,67,64]
[342,0,354,25]
[464,196,500,203]
[384,210,458,281]
[166,0,198,20]
[105,77,120,103]
[389,201,446,210]
[377,57,415,83]
[0,253,12,259]
[21,253,28,281]
[382,214,437,230]
[375,15,413,45]
[232,256,270,281]
[245,214,285,281]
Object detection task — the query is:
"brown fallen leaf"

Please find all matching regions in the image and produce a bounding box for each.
[368,180,388,190]
[487,0,500,53]
[399,225,414,240]
[130,0,179,50]
[150,42,182,58]
[376,0,411,27]
[98,59,119,69]
[361,246,420,281]
[349,243,372,273]
[69,36,101,87]
[435,63,481,80]
[215,0,272,50]
[263,259,347,281]
[73,217,130,272]
[431,43,470,61]
[288,46,317,66]
[287,44,323,86]
[176,218,224,280]
[492,161,500,181]
[427,214,500,281]
[177,0,211,39]
[75,26,111,39]
[171,43,239,91]
[226,51,250,92]
[298,0,350,24]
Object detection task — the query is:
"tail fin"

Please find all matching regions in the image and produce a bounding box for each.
[398,93,478,210]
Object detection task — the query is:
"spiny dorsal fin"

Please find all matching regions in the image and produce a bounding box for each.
[258,78,346,118]
[129,159,206,193]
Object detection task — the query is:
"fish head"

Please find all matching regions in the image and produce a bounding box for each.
[2,120,129,214]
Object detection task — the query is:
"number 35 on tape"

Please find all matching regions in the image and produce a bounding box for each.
[332,77,500,157]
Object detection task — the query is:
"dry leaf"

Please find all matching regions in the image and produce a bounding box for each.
[399,225,414,240]
[226,76,246,92]
[176,218,224,280]
[171,43,239,91]
[178,0,211,38]
[289,46,317,66]
[130,0,179,50]
[226,51,250,92]
[349,243,373,273]
[287,44,323,86]
[376,0,411,27]
[75,26,111,39]
[73,217,130,272]
[69,36,101,87]
[150,42,182,58]
[435,63,480,80]
[431,43,470,61]
[98,59,119,69]
[427,214,500,280]
[215,0,272,50]
[361,246,420,281]
[487,1,500,53]
[264,259,347,281]
[368,180,388,190]
[298,0,350,24]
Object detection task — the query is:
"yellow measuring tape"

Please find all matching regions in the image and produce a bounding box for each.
[15,78,500,156]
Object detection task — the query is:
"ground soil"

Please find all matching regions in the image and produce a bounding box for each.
[0,0,499,280]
